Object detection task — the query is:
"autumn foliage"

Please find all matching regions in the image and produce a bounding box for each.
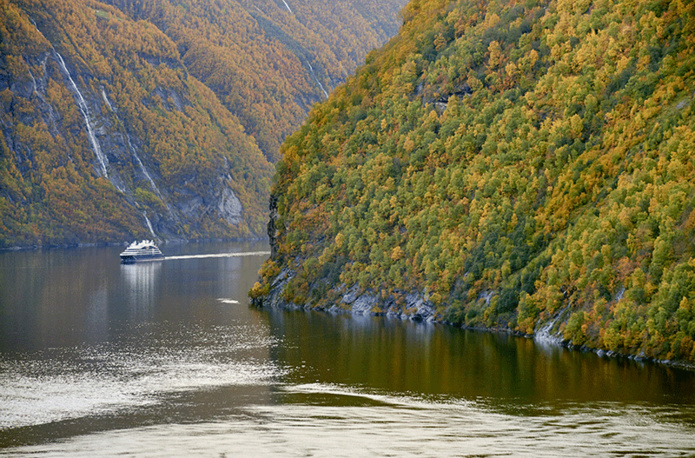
[0,0,406,246]
[256,0,695,364]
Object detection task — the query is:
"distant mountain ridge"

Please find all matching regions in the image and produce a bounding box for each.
[252,0,695,365]
[0,0,407,247]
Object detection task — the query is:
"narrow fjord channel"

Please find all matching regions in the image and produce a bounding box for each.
[1,242,694,456]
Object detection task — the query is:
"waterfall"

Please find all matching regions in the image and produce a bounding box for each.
[143,212,156,238]
[54,52,109,177]
[339,62,348,79]
[27,58,59,134]
[280,0,293,14]
[124,125,182,229]
[126,134,161,196]
[307,63,329,99]
[97,85,162,199]
[28,68,38,93]
[101,87,115,112]
[124,125,182,230]
[30,20,107,176]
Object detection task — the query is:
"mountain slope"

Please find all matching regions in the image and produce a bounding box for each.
[0,0,407,247]
[103,0,409,162]
[252,0,695,365]
[0,0,274,246]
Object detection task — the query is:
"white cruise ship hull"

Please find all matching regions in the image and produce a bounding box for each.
[120,253,164,264]
[119,241,164,264]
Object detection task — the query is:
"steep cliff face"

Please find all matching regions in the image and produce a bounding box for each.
[0,0,275,246]
[0,0,408,248]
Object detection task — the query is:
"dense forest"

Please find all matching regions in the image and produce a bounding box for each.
[252,0,695,365]
[0,0,406,247]
[105,0,409,162]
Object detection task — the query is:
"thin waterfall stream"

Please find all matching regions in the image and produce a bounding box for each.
[53,52,109,178]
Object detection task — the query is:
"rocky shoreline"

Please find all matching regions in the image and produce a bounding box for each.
[253,267,695,373]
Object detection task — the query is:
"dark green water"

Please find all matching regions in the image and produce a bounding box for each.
[1,242,694,456]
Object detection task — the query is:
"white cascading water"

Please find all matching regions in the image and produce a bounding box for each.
[101,88,115,112]
[281,0,293,14]
[100,86,162,198]
[54,52,109,177]
[143,212,156,238]
[111,93,179,232]
[27,58,59,133]
[31,21,107,176]
[126,130,183,230]
[307,62,329,99]
[130,138,160,195]
[30,20,171,236]
[28,68,38,93]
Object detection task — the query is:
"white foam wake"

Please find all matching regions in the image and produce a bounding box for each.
[164,251,270,261]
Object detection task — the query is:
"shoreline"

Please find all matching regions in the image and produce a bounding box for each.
[253,293,695,373]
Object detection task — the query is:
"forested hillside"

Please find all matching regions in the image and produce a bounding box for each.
[106,0,408,162]
[0,0,406,247]
[252,0,695,365]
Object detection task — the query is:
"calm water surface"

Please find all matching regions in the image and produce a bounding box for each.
[1,242,694,456]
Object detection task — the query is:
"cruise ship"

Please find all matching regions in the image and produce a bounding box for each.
[119,240,164,264]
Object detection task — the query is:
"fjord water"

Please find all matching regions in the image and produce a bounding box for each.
[1,243,694,456]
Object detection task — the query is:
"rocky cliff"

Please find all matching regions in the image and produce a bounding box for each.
[1,0,274,246]
[0,0,407,247]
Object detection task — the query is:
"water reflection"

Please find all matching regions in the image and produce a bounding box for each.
[120,261,161,319]
[0,247,118,352]
[2,243,695,455]
[264,309,695,409]
[86,286,108,342]
[0,242,269,353]
[0,242,277,449]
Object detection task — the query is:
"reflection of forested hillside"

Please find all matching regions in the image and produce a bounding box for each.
[0,0,407,247]
[254,0,695,365]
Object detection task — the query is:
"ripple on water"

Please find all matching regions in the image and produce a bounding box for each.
[0,323,285,431]
[240,384,695,457]
[2,380,695,456]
